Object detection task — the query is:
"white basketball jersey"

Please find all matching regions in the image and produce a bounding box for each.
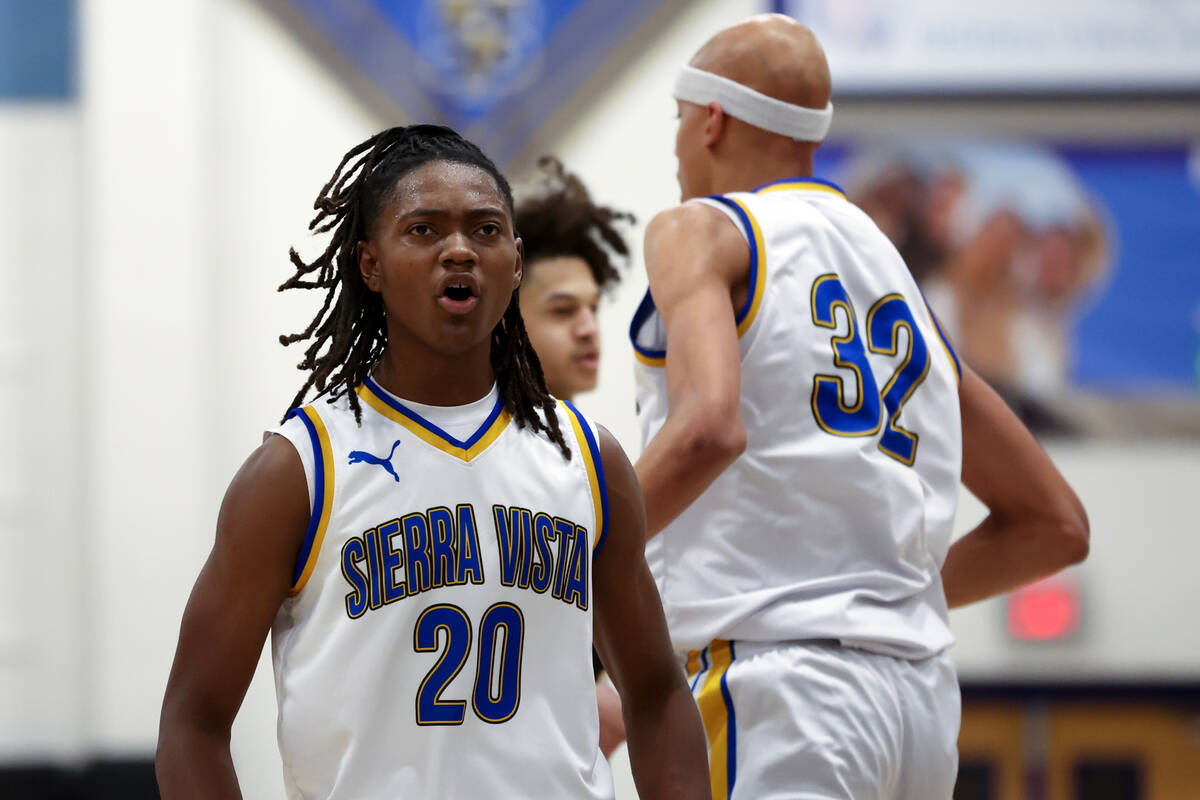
[633,178,963,661]
[269,377,613,800]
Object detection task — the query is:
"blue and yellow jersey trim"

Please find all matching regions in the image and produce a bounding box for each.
[687,640,738,800]
[753,176,847,199]
[287,405,335,595]
[629,289,666,368]
[356,376,512,462]
[561,401,610,552]
[920,295,962,384]
[705,195,766,338]
[628,192,769,367]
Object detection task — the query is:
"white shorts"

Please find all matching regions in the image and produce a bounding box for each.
[685,640,960,800]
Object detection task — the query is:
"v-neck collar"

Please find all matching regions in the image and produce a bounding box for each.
[356,376,511,463]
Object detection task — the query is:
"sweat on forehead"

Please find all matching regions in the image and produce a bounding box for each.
[366,158,515,233]
[391,161,509,206]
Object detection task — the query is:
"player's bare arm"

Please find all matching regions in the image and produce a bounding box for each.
[941,364,1090,607]
[634,203,750,538]
[592,425,709,799]
[156,436,310,799]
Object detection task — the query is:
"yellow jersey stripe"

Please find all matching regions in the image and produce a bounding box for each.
[290,406,334,595]
[355,379,512,462]
[756,179,847,199]
[922,300,963,384]
[633,348,666,368]
[707,195,767,339]
[686,648,703,678]
[629,289,667,368]
[562,401,609,551]
[696,640,736,799]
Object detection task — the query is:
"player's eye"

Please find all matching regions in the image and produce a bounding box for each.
[408,223,434,236]
[478,222,502,237]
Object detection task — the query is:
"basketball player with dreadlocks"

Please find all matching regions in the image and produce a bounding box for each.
[515,157,634,758]
[156,125,708,800]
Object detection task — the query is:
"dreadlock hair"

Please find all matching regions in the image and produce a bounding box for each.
[514,156,635,291]
[279,124,571,460]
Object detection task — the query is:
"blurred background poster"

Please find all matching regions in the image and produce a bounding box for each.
[776,0,1200,93]
[261,0,674,163]
[3,0,1200,798]
[774,0,1200,439]
[819,140,1200,439]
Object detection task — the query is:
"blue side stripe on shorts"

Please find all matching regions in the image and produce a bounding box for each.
[721,641,738,797]
[690,646,709,693]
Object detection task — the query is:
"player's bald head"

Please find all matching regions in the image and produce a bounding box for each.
[689,14,830,112]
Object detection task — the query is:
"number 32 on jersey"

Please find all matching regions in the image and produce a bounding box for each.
[810,274,931,466]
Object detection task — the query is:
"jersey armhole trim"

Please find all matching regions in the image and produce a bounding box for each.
[704,195,766,338]
[561,401,610,554]
[920,296,962,384]
[629,289,667,367]
[286,405,335,595]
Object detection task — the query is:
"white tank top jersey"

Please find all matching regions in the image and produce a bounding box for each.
[633,178,964,661]
[268,377,614,800]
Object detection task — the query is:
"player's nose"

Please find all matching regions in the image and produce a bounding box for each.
[574,307,599,339]
[440,231,477,265]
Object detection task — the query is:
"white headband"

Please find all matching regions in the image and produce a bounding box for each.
[672,65,833,142]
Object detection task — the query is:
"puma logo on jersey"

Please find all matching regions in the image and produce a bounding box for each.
[347,440,402,482]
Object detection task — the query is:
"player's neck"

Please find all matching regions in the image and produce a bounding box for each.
[372,343,496,407]
[713,147,816,194]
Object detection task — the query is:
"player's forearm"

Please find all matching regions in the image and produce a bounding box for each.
[635,416,745,538]
[941,511,1089,608]
[595,680,627,758]
[622,679,710,799]
[155,721,242,800]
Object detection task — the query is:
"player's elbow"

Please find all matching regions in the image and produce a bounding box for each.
[677,410,746,467]
[1051,504,1090,567]
[155,694,231,782]
[1027,500,1089,571]
[154,712,183,793]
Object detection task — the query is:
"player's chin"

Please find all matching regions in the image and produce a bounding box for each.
[569,366,599,396]
[433,316,492,352]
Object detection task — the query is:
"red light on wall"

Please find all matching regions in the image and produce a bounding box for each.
[1006,577,1080,641]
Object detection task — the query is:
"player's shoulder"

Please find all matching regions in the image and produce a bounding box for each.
[646,200,742,242]
[282,392,362,435]
[223,430,310,530]
[644,201,750,286]
[552,397,597,454]
[267,394,362,477]
[552,401,628,482]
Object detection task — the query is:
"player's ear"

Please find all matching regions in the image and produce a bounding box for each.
[512,236,523,290]
[703,101,725,148]
[358,240,382,292]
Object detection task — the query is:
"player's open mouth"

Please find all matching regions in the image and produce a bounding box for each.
[438,279,479,314]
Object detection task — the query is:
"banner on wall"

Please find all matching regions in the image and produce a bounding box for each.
[266,0,666,163]
[774,0,1200,93]
[814,140,1200,439]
